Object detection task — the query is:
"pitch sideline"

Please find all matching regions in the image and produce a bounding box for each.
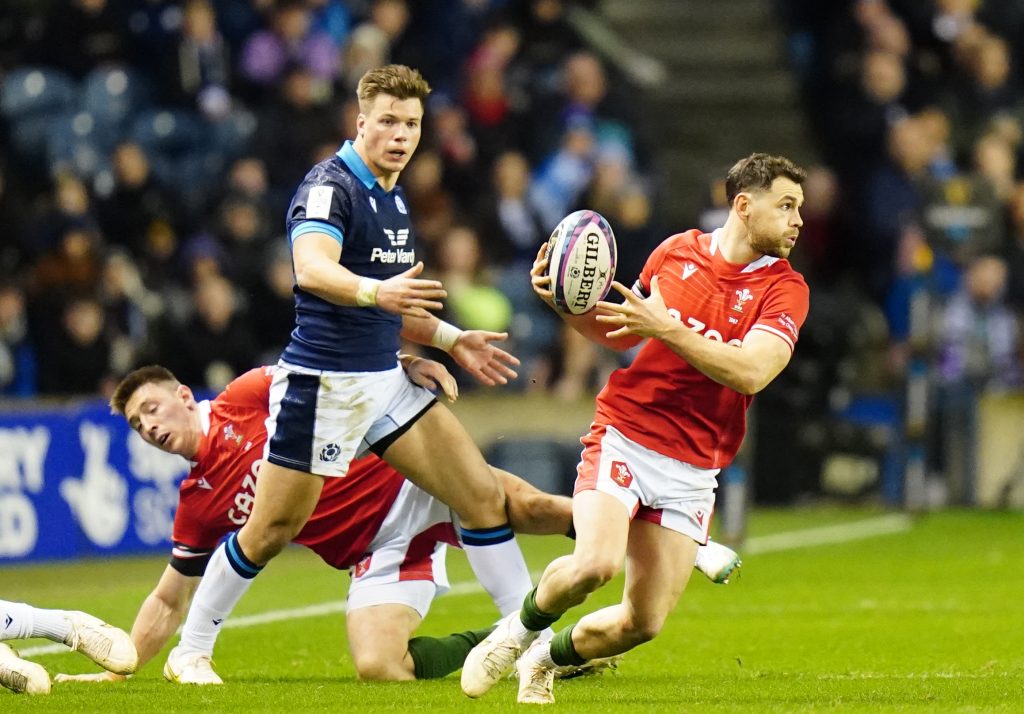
[19,513,913,659]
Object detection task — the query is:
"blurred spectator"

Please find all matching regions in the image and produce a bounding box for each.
[161,274,258,390]
[402,149,455,252]
[100,250,162,376]
[480,150,548,266]
[252,63,337,194]
[0,284,36,396]
[215,194,273,295]
[934,254,1021,503]
[1005,182,1024,313]
[96,141,178,251]
[250,244,298,364]
[36,296,112,396]
[239,0,339,96]
[160,0,233,121]
[529,121,595,229]
[31,223,104,300]
[946,32,1020,152]
[32,0,133,78]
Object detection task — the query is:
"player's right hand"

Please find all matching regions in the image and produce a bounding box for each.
[375,262,447,318]
[54,671,127,683]
[530,242,555,309]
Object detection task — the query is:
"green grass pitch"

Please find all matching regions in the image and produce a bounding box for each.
[3,507,1022,712]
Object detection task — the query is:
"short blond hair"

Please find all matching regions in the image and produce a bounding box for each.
[356,64,431,111]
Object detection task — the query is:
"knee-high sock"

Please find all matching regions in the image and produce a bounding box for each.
[178,532,263,655]
[0,601,71,642]
[407,627,494,679]
[459,524,532,616]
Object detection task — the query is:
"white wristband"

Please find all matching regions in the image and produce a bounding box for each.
[430,320,463,352]
[355,277,382,307]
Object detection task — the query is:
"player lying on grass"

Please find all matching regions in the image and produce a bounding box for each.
[1,601,137,695]
[59,360,739,684]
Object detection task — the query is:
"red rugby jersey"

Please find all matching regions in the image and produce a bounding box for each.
[594,229,809,469]
[172,367,405,573]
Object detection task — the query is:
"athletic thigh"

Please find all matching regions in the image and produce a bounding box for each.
[379,403,503,524]
[622,519,698,633]
[239,461,324,557]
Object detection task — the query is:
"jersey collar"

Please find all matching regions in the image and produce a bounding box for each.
[708,228,780,273]
[337,140,378,190]
[190,400,213,468]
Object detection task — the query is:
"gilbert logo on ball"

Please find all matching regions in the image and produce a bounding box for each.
[546,210,617,315]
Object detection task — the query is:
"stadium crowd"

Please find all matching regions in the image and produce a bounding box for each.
[1,0,1022,503]
[0,0,650,401]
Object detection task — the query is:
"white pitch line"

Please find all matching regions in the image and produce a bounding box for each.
[18,514,911,659]
[742,513,912,555]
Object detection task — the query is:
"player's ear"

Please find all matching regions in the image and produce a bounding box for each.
[733,192,751,220]
[176,384,196,407]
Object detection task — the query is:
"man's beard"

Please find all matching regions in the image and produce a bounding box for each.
[749,231,789,259]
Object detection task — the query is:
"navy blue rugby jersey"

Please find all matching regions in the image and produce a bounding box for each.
[281,140,416,372]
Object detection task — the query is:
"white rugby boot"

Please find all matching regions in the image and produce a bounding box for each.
[63,611,138,675]
[516,641,555,705]
[0,643,51,695]
[461,610,536,697]
[695,539,742,584]
[163,646,223,685]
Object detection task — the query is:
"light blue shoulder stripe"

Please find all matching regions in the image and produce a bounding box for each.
[290,220,343,246]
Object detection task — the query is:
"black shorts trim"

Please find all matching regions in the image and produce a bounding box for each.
[369,399,438,457]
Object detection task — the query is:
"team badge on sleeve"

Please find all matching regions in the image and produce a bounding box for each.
[307,186,334,219]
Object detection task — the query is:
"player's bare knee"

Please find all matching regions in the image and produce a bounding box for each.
[353,652,406,681]
[570,556,619,591]
[622,615,665,646]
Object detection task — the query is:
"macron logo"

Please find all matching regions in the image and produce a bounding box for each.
[682,263,698,280]
[4,614,12,631]
[196,477,213,491]
[212,618,223,626]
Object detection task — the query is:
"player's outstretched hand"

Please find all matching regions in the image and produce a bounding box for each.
[406,356,459,402]
[375,262,447,318]
[54,671,126,683]
[596,276,675,339]
[529,242,555,309]
[451,331,520,386]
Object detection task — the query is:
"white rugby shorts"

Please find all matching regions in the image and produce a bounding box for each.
[265,362,435,477]
[574,423,720,544]
[346,479,458,618]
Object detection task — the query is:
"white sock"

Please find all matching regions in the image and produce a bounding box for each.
[461,537,532,617]
[526,639,557,670]
[178,541,258,655]
[0,601,71,642]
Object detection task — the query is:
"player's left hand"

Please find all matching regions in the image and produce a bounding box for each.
[406,356,459,402]
[54,671,127,683]
[451,331,520,386]
[596,276,676,339]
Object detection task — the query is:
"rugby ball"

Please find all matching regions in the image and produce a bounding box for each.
[546,210,617,315]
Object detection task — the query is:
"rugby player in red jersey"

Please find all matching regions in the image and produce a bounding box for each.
[462,153,810,703]
[53,357,560,684]
[58,359,739,685]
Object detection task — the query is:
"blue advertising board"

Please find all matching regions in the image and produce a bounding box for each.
[0,400,190,563]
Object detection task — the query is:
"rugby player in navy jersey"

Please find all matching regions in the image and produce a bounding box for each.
[163,65,534,683]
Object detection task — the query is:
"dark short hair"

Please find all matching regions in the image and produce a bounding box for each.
[109,365,180,416]
[357,64,432,110]
[725,153,807,204]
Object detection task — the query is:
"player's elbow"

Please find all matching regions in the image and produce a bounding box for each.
[733,365,777,395]
[292,261,322,292]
